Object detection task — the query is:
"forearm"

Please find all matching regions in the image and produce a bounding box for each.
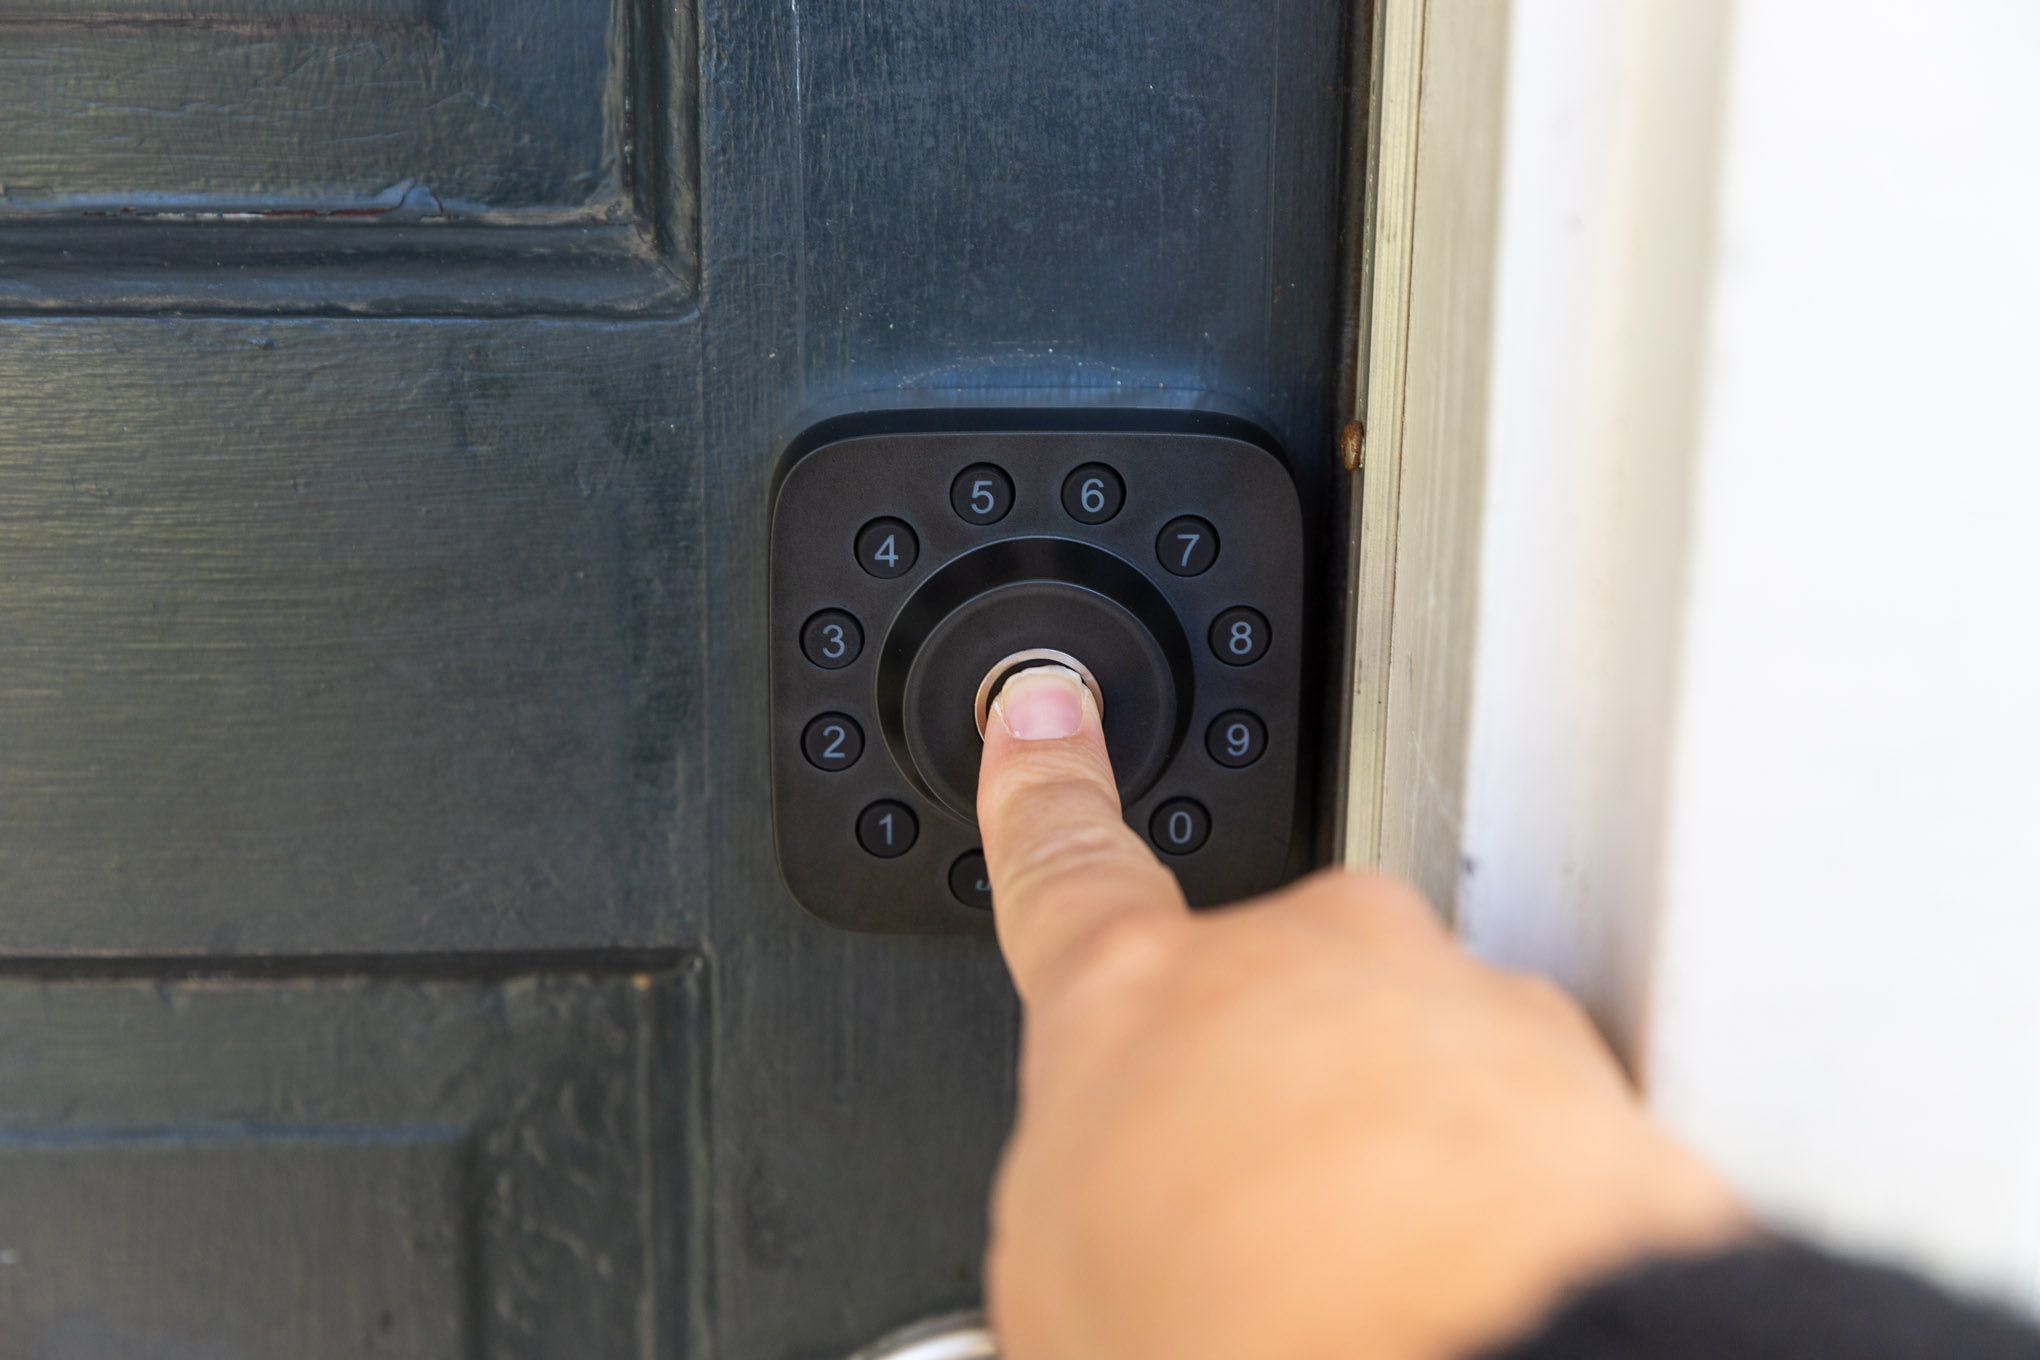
[1483,1242,2040,1360]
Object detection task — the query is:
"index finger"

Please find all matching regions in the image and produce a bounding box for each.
[977,666,1187,1005]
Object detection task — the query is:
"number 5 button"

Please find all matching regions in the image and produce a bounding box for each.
[950,464,1014,525]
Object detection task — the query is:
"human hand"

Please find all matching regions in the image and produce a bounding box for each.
[976,665,1747,1360]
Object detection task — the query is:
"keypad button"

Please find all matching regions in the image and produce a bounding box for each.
[950,464,1015,525]
[802,713,865,771]
[949,850,994,910]
[856,801,919,859]
[1157,515,1219,576]
[1061,463,1125,524]
[1206,710,1268,768]
[855,517,919,579]
[1150,798,1211,855]
[801,609,864,669]
[1209,606,1269,666]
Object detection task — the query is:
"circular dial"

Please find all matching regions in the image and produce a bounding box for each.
[874,538,1194,822]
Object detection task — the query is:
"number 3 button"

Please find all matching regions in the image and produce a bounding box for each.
[801,609,863,669]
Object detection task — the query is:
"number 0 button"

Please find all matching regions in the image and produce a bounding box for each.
[1150,798,1211,855]
[802,713,864,771]
[855,517,918,579]
[950,464,1014,525]
[949,850,994,910]
[801,609,863,669]
[1157,516,1219,576]
[857,800,919,859]
[1209,606,1270,666]
[1061,463,1124,524]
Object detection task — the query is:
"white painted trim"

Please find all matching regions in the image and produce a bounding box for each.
[1341,0,1510,915]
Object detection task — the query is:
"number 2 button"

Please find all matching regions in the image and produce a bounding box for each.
[802,713,865,771]
[801,609,863,669]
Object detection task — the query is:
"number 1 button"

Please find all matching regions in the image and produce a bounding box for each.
[1157,515,1219,576]
[857,801,919,859]
[950,464,1014,525]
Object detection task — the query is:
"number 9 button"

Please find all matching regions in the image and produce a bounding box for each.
[1206,710,1266,768]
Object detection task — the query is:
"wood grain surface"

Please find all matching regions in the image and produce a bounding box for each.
[0,0,1356,1352]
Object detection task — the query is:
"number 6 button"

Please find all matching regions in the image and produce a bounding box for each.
[1062,463,1124,524]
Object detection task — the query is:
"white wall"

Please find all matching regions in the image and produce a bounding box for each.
[1455,0,2040,1306]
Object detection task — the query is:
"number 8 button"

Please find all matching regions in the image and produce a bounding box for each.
[1209,606,1269,666]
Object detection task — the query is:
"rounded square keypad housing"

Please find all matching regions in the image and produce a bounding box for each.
[770,410,1307,934]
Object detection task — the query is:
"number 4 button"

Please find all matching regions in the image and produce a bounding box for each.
[856,517,919,579]
[1157,516,1218,576]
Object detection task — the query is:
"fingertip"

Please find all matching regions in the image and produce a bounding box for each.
[991,665,1094,741]
[976,665,1183,1004]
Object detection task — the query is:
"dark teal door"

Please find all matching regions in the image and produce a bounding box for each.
[0,1,1355,1353]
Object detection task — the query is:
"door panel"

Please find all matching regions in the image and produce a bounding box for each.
[0,970,703,1359]
[0,0,1354,1353]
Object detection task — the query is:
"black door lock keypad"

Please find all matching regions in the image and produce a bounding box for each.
[771,409,1308,934]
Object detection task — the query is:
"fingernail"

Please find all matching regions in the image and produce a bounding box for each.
[994,666,1090,741]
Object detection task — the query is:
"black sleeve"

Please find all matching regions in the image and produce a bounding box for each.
[1479,1242,2040,1360]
